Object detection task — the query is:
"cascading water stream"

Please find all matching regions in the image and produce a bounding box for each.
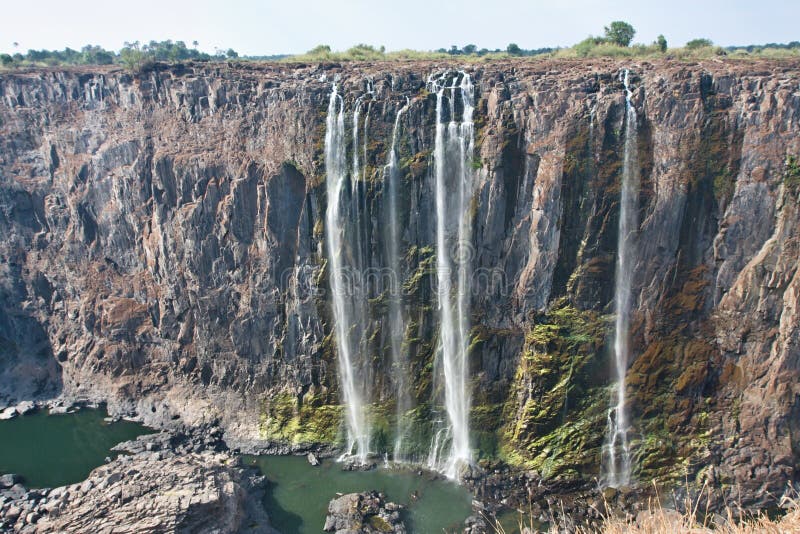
[385,98,412,462]
[602,69,640,488]
[324,83,370,463]
[427,72,475,479]
[350,86,371,379]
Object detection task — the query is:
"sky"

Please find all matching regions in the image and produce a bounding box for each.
[1,0,798,56]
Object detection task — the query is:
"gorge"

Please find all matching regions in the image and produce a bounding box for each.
[1,57,800,530]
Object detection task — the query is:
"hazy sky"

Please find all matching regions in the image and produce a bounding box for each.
[2,0,798,56]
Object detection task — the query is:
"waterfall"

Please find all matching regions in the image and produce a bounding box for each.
[427,72,475,478]
[602,69,640,488]
[324,83,370,462]
[350,86,371,390]
[385,98,412,462]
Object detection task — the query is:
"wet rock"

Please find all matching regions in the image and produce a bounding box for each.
[602,487,618,501]
[2,484,27,500]
[30,450,275,533]
[0,408,17,420]
[4,504,21,521]
[307,452,321,466]
[0,474,21,489]
[0,430,276,533]
[464,513,489,534]
[15,401,35,415]
[341,456,377,472]
[324,491,406,533]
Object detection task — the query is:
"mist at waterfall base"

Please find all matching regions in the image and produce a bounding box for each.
[323,72,477,478]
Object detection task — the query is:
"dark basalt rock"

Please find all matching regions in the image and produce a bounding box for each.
[324,491,406,534]
[0,431,277,533]
[0,58,798,516]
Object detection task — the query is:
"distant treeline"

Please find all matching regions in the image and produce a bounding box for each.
[0,40,239,69]
[2,32,800,70]
[435,44,555,57]
[725,41,800,52]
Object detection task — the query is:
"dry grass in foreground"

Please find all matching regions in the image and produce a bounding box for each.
[491,486,800,534]
[582,500,800,534]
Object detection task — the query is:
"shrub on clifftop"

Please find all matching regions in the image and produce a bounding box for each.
[604,21,636,47]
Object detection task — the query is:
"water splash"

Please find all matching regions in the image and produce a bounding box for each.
[602,69,640,488]
[324,83,370,463]
[427,71,475,479]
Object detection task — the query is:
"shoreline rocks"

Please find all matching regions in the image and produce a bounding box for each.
[0,428,277,533]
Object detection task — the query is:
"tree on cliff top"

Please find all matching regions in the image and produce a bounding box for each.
[506,43,523,56]
[686,38,714,49]
[656,35,668,53]
[604,21,636,47]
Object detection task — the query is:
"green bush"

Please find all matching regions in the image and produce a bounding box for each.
[656,34,668,53]
[573,36,605,57]
[345,43,385,60]
[686,38,714,50]
[604,21,636,47]
[785,155,800,193]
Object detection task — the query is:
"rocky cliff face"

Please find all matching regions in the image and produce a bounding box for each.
[1,58,798,506]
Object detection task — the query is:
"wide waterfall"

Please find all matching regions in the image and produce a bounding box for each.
[323,75,476,475]
[427,72,476,478]
[602,69,640,488]
[324,83,370,462]
[385,98,412,462]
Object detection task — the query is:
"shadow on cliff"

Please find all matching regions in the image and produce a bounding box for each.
[0,298,62,404]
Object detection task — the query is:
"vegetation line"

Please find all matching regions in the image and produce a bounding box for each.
[2,21,800,72]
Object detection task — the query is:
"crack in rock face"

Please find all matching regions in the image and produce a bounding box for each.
[0,58,798,517]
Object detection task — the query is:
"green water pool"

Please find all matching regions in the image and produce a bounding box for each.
[0,408,152,488]
[246,455,474,533]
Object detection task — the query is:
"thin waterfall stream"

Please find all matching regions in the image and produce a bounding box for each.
[325,83,370,462]
[602,69,640,488]
[385,98,412,462]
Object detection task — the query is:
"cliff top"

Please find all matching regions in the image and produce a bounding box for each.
[2,56,800,80]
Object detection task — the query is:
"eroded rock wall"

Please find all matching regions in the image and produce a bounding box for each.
[1,59,798,504]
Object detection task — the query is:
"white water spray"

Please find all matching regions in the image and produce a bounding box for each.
[427,72,475,478]
[324,83,370,463]
[602,69,640,488]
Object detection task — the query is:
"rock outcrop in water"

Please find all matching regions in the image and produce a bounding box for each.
[1,58,799,509]
[324,491,406,534]
[0,430,274,533]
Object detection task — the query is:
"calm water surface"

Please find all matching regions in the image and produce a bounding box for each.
[0,409,151,488]
[247,455,474,533]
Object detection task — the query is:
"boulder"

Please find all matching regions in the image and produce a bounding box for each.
[0,474,21,489]
[323,491,406,533]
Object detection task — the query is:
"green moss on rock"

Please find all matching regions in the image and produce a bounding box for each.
[259,391,343,445]
[499,301,608,477]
